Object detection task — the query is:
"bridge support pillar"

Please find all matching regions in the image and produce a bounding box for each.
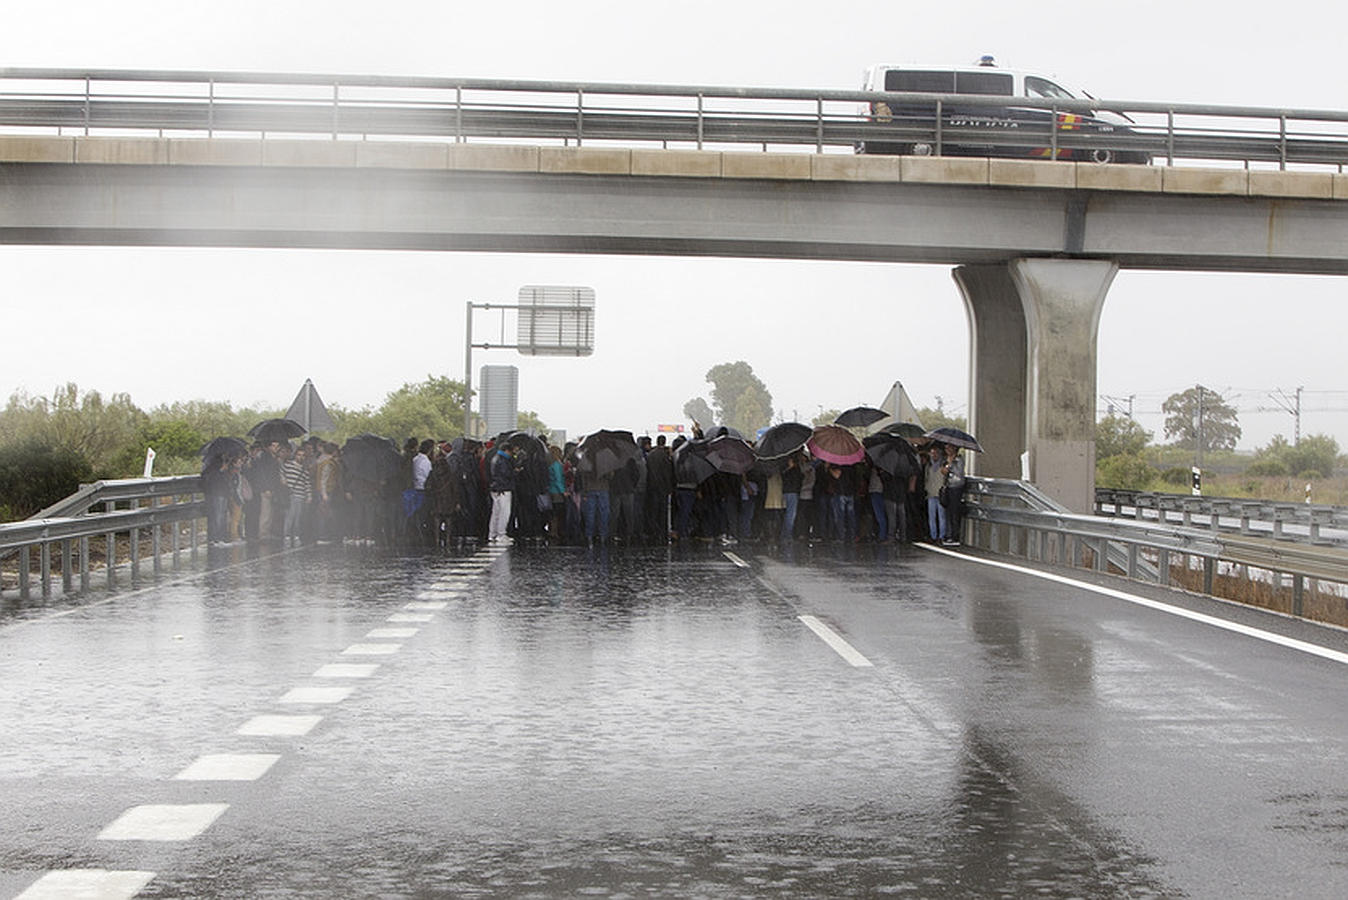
[954,265,1027,483]
[957,259,1117,513]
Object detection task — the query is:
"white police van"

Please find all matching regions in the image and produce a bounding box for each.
[857,57,1148,164]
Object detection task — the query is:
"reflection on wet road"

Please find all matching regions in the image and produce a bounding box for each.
[2,541,1347,898]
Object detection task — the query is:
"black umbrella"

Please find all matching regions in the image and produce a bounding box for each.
[833,406,889,429]
[692,434,756,475]
[864,433,921,479]
[705,425,744,440]
[882,422,927,440]
[755,422,813,460]
[924,426,984,453]
[575,429,642,478]
[199,436,247,471]
[248,418,307,443]
[341,433,402,484]
[674,440,718,485]
[506,431,547,459]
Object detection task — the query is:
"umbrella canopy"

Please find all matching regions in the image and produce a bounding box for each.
[807,424,865,466]
[704,425,743,440]
[341,433,403,484]
[575,429,642,478]
[505,431,547,459]
[199,436,247,467]
[674,440,718,485]
[863,433,922,479]
[755,422,812,460]
[693,435,756,475]
[882,422,928,440]
[833,406,890,429]
[247,418,307,443]
[925,426,984,453]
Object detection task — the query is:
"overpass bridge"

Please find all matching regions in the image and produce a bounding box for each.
[7,69,1348,510]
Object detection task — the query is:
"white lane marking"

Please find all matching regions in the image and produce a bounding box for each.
[404,601,448,610]
[921,544,1348,667]
[366,627,418,639]
[173,754,280,782]
[341,643,401,656]
[237,714,322,736]
[723,551,750,569]
[15,869,156,899]
[279,686,354,704]
[416,590,465,600]
[387,613,434,623]
[798,615,874,668]
[314,663,380,679]
[98,804,229,841]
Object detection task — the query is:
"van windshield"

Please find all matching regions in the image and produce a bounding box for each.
[1025,76,1076,99]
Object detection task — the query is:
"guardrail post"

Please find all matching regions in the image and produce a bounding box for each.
[696,93,704,150]
[130,526,140,580]
[1095,538,1108,573]
[62,539,73,594]
[455,86,463,143]
[19,547,31,600]
[190,517,199,560]
[40,540,52,598]
[1279,115,1287,171]
[935,99,943,156]
[576,89,584,147]
[152,517,162,576]
[1127,543,1138,579]
[1157,548,1170,586]
[80,536,90,592]
[1166,109,1174,165]
[1292,573,1304,616]
[816,97,824,153]
[1203,556,1215,594]
[105,531,116,588]
[1050,105,1059,160]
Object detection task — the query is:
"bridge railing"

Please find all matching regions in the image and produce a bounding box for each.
[1095,488,1348,547]
[965,477,1348,628]
[0,476,205,601]
[2,68,1348,171]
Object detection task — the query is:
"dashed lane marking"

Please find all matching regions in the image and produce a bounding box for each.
[97,804,229,841]
[798,615,874,668]
[314,663,380,678]
[278,686,354,704]
[921,544,1348,667]
[723,551,750,569]
[366,627,418,639]
[404,601,449,610]
[236,714,322,736]
[15,868,156,900]
[341,643,402,656]
[173,754,280,782]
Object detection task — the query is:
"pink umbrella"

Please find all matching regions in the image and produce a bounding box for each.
[807,425,865,465]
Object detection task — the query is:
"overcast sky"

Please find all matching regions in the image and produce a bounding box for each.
[4,1,1346,450]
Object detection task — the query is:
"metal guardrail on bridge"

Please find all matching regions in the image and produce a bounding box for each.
[2,68,1348,171]
[965,478,1348,628]
[0,476,205,601]
[1095,488,1348,547]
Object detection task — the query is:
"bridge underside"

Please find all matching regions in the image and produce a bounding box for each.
[4,163,1348,273]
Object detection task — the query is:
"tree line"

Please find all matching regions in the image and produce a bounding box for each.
[1097,384,1344,494]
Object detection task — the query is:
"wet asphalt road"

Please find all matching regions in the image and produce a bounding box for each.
[2,539,1347,898]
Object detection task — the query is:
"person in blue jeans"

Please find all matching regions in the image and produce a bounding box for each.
[924,444,947,542]
[780,453,803,541]
[582,467,612,547]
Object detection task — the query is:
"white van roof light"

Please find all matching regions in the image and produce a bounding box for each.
[977,55,996,67]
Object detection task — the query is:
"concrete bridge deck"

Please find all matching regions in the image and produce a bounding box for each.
[3,542,1347,898]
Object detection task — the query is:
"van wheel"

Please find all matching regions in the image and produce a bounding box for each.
[910,142,934,157]
[1090,148,1116,164]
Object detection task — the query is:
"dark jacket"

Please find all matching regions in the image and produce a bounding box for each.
[489,451,515,493]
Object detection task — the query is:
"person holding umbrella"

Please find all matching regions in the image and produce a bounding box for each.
[940,443,967,546]
[488,443,514,543]
[924,444,948,544]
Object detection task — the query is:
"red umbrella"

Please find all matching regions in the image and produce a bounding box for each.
[807,425,865,465]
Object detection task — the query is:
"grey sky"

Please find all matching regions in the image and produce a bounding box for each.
[3,1,1346,448]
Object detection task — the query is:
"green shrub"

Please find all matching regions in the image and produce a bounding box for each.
[1097,453,1157,491]
[0,439,94,520]
[1246,459,1288,477]
[1160,467,1191,486]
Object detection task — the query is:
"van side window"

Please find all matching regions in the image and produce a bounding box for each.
[954,72,1013,96]
[884,70,955,92]
[1025,76,1075,99]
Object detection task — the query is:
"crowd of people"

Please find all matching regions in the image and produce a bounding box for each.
[200,428,968,550]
